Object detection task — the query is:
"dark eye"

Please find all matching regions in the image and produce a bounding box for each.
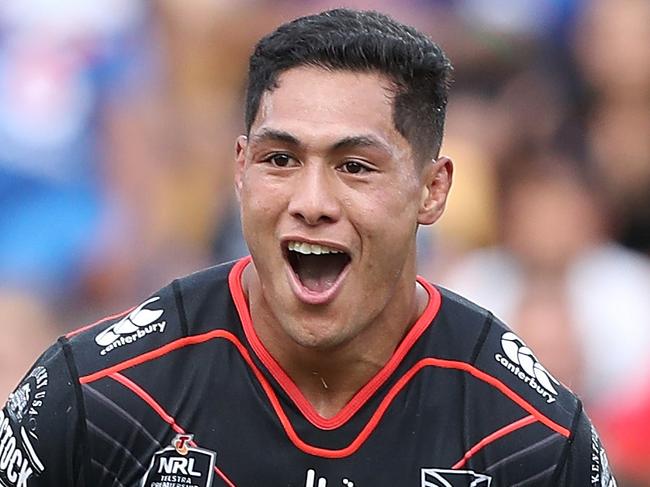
[340,161,368,174]
[264,153,297,168]
[270,154,291,167]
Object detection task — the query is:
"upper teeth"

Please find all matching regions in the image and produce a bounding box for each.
[288,241,343,255]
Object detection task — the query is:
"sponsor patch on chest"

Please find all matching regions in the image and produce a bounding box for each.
[141,435,216,487]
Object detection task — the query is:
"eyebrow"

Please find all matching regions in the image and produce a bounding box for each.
[251,129,300,146]
[331,135,391,154]
[251,129,392,155]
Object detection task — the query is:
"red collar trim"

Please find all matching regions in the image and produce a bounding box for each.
[228,255,442,430]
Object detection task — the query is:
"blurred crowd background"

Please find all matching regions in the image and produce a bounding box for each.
[0,0,649,483]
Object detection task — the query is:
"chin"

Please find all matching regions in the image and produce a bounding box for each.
[284,321,353,351]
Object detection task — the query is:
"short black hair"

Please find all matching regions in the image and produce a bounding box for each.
[244,8,453,162]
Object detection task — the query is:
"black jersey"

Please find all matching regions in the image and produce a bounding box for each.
[1,257,617,487]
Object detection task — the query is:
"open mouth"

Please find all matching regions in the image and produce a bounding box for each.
[285,241,351,294]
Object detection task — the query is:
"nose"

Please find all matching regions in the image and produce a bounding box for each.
[288,164,341,226]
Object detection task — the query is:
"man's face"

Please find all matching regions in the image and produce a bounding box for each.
[236,66,450,350]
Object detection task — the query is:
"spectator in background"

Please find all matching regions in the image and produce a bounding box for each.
[437,153,650,406]
[0,0,152,295]
[434,154,650,487]
[574,0,650,254]
[81,0,257,311]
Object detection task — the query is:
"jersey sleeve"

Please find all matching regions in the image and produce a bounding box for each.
[1,338,87,487]
[556,407,618,486]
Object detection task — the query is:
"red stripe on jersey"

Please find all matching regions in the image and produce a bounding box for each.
[229,256,443,430]
[420,358,570,438]
[108,372,237,487]
[80,331,569,459]
[65,307,135,338]
[110,372,184,434]
[79,329,234,384]
[452,414,537,469]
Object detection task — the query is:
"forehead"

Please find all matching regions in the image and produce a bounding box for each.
[251,67,409,152]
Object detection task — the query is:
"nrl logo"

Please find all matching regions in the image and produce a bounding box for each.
[421,468,492,487]
[140,434,216,487]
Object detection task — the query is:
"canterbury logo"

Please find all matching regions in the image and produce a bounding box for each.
[95,297,166,355]
[495,332,560,404]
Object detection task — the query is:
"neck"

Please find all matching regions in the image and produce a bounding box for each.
[243,264,429,419]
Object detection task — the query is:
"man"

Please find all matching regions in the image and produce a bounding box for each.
[1,9,616,487]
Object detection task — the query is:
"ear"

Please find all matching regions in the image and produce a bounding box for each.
[417,156,453,225]
[234,135,248,201]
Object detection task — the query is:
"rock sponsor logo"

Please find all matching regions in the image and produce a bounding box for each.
[96,297,166,356]
[1,367,48,487]
[6,367,48,426]
[140,434,216,487]
[494,332,560,404]
[421,468,492,486]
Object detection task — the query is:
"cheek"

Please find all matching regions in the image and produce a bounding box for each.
[241,174,286,221]
[352,184,420,231]
[239,190,273,249]
[349,189,420,269]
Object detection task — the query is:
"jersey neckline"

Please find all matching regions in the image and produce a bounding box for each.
[228,256,442,430]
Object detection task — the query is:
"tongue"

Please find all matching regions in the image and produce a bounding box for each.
[296,254,346,293]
